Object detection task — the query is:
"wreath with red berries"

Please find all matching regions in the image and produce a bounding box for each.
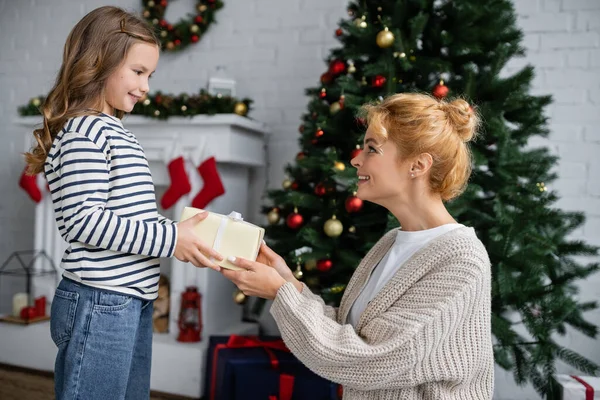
[141,0,224,52]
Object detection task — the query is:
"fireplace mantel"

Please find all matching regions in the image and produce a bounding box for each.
[2,114,269,397]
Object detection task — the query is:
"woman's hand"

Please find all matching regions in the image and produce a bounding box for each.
[221,256,288,300]
[174,211,223,271]
[255,242,295,283]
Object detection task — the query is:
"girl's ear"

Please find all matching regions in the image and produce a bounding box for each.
[409,153,433,177]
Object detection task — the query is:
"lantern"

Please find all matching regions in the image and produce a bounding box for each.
[177,286,202,342]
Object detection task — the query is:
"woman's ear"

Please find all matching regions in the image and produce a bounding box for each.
[410,153,433,177]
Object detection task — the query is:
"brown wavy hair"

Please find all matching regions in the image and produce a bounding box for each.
[361,93,481,201]
[24,6,159,175]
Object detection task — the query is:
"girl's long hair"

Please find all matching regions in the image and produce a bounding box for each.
[24,6,159,175]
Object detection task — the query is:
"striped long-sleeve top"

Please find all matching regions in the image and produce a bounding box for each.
[44,113,177,300]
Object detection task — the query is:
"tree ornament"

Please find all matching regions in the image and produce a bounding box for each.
[324,215,343,237]
[267,208,281,225]
[351,145,362,159]
[329,101,341,115]
[372,75,386,88]
[339,95,345,109]
[335,28,343,37]
[376,27,395,48]
[347,61,356,74]
[298,124,305,133]
[31,98,41,107]
[286,208,304,229]
[296,151,307,160]
[333,161,345,171]
[353,16,367,28]
[348,226,356,233]
[282,179,292,189]
[433,80,449,99]
[233,102,248,116]
[293,262,304,280]
[314,183,327,196]
[329,59,346,75]
[315,129,324,138]
[345,194,363,213]
[291,181,299,190]
[305,259,317,271]
[233,289,246,305]
[317,259,333,272]
[320,72,333,84]
[141,0,224,52]
[319,88,327,99]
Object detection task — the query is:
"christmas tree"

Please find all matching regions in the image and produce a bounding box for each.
[261,0,599,396]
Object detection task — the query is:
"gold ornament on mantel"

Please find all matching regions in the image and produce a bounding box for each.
[324,215,343,237]
[233,289,246,305]
[376,27,395,48]
[234,102,248,116]
[267,208,281,225]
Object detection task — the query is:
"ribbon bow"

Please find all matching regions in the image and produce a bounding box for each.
[210,336,295,400]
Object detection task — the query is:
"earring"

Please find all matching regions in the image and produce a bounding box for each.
[411,173,415,178]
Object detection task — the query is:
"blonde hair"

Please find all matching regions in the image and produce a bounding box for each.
[24,6,159,175]
[361,92,480,201]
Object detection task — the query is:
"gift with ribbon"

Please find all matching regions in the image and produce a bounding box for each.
[553,375,600,400]
[180,207,265,270]
[204,335,338,400]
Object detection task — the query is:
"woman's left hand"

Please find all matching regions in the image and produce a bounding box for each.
[220,256,288,300]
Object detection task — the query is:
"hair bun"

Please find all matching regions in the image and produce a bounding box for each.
[442,99,479,142]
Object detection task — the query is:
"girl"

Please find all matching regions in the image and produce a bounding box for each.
[222,93,495,399]
[24,6,222,400]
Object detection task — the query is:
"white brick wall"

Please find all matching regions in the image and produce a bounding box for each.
[0,0,598,398]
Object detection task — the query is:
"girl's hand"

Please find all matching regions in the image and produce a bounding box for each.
[174,212,223,271]
[220,256,289,300]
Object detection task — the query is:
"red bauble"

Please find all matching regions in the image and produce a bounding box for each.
[372,75,386,88]
[291,181,299,190]
[286,212,304,229]
[311,139,319,145]
[296,152,306,160]
[319,89,327,99]
[167,24,174,31]
[320,72,333,84]
[335,28,343,37]
[315,129,324,138]
[298,125,305,133]
[191,35,199,43]
[329,60,346,75]
[195,16,204,24]
[159,19,168,28]
[433,82,449,99]
[350,146,362,159]
[314,183,327,196]
[174,39,182,46]
[345,196,363,213]
[339,95,345,109]
[155,94,163,104]
[317,259,333,272]
[160,0,168,7]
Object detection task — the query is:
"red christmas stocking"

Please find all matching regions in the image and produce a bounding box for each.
[19,167,42,203]
[191,156,225,209]
[160,156,191,210]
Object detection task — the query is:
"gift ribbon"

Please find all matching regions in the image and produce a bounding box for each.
[571,375,594,400]
[210,211,243,262]
[210,335,295,400]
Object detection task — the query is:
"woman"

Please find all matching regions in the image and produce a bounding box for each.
[222,93,494,399]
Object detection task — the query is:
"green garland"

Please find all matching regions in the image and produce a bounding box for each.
[18,90,253,120]
[142,0,224,52]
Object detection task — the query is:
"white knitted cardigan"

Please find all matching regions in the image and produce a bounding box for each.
[270,226,494,399]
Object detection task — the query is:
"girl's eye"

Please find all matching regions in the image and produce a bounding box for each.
[134,70,143,75]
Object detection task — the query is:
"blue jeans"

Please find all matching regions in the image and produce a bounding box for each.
[50,277,154,400]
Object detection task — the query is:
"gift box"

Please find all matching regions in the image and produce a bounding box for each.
[204,335,339,400]
[553,375,600,400]
[180,207,264,271]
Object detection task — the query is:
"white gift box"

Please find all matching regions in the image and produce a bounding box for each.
[555,375,600,399]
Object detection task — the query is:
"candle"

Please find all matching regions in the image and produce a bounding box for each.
[13,293,28,317]
[35,296,46,317]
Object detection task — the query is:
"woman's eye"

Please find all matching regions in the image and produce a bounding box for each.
[134,70,143,75]
[367,145,378,153]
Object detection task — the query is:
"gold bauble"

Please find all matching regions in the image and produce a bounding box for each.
[181,105,188,111]
[166,41,175,50]
[282,179,292,189]
[143,99,151,106]
[333,161,345,171]
[347,63,356,74]
[349,226,356,233]
[234,102,248,116]
[305,259,317,271]
[31,97,41,107]
[198,4,207,12]
[376,27,395,48]
[267,209,281,225]
[233,289,246,305]
[353,17,367,29]
[143,10,151,18]
[152,18,159,25]
[293,264,304,280]
[160,30,168,38]
[329,101,341,115]
[190,24,200,33]
[324,216,343,237]
[154,110,160,116]
[148,0,155,7]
